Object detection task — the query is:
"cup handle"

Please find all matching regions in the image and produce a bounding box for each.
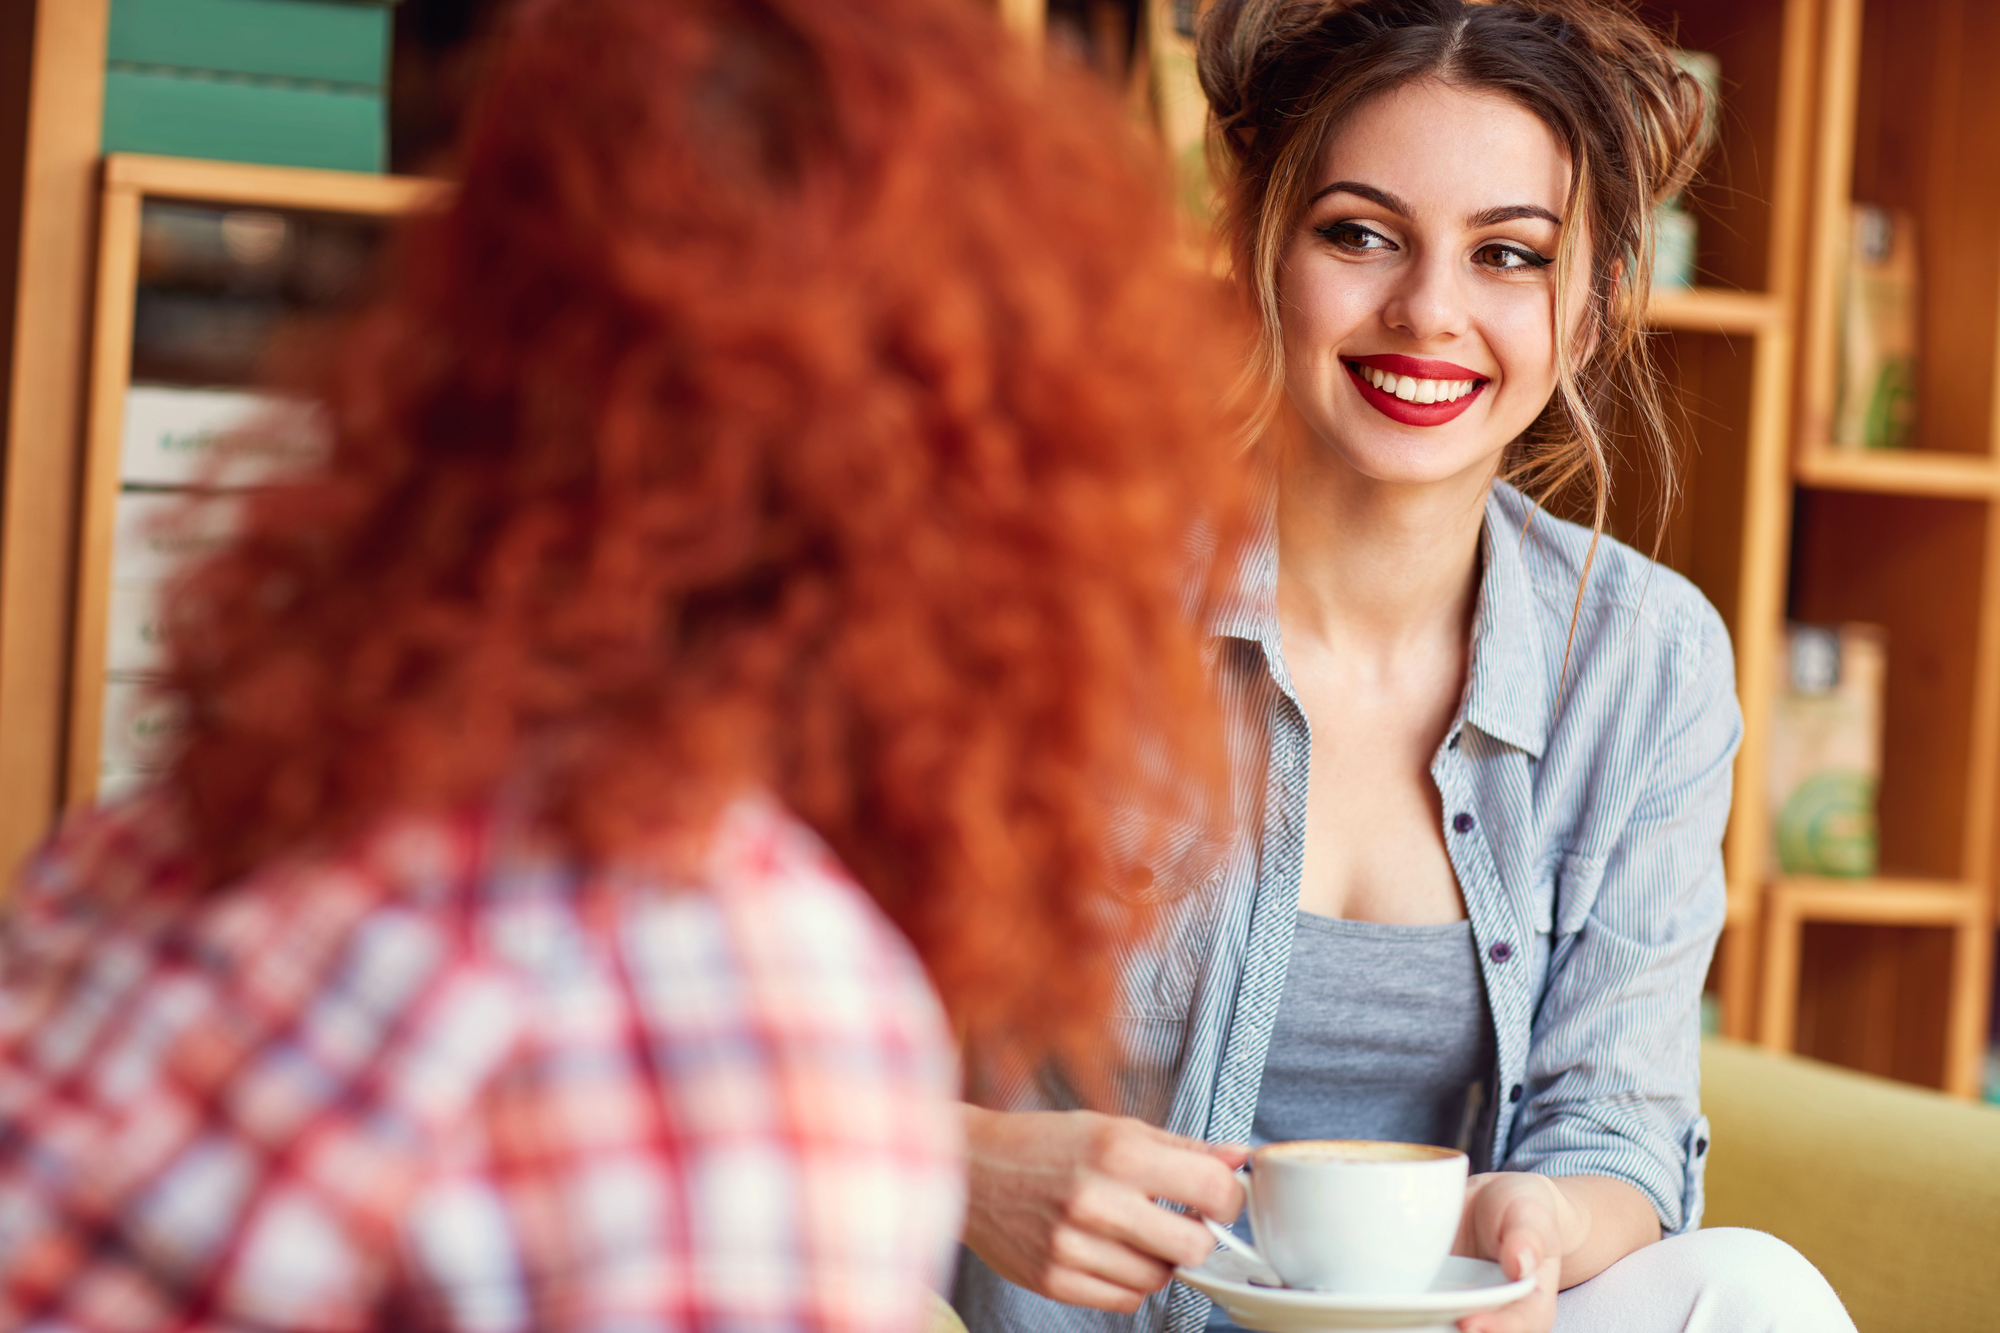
[1202,1166,1276,1275]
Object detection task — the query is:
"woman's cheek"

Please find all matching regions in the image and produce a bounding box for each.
[1477,293,1561,419]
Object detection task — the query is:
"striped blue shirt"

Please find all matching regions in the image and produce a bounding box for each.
[953,480,1739,1333]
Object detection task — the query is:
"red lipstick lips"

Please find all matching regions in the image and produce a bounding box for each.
[1344,353,1488,427]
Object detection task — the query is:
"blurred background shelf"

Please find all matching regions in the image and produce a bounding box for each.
[1763,0,2000,1100]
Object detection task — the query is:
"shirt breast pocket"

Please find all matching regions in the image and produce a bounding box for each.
[1552,852,1606,939]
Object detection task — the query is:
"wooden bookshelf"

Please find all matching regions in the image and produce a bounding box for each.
[1755,0,2000,1099]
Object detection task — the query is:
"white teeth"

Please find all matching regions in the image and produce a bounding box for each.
[1354,364,1480,404]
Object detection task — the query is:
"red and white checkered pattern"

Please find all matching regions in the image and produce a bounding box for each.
[0,793,964,1332]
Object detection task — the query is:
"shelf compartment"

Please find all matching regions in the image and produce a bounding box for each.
[1637,0,1800,295]
[1788,489,1989,883]
[65,153,436,808]
[1796,446,2000,497]
[1761,875,1991,1095]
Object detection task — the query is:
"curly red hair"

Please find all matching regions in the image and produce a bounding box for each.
[162,0,1249,1068]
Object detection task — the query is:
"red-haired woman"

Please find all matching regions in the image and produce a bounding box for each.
[0,2,1245,1330]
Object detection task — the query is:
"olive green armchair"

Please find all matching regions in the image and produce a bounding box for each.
[1701,1036,2000,1332]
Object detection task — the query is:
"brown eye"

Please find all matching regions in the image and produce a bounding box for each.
[1316,222,1394,252]
[1476,243,1551,271]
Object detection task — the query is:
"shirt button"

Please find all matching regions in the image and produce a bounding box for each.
[1509,1083,1523,1103]
[1452,811,1475,834]
[1488,940,1513,963]
[1696,1137,1709,1157]
[1448,732,1461,750]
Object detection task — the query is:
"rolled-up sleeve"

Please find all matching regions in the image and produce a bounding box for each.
[1503,602,1739,1234]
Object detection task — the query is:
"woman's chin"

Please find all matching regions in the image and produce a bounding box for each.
[1319,436,1500,490]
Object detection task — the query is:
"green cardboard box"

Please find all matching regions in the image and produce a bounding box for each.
[109,0,392,88]
[103,0,394,172]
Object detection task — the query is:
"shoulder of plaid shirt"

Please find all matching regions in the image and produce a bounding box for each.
[953,480,1743,1333]
[0,787,965,1332]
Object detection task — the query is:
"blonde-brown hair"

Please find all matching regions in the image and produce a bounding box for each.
[1198,0,1710,544]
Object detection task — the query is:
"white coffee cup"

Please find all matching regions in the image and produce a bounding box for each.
[1203,1139,1468,1294]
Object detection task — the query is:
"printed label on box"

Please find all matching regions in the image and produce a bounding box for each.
[99,677,188,777]
[121,385,325,487]
[111,490,241,582]
[106,580,169,676]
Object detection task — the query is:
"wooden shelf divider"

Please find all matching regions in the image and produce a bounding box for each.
[1770,875,1985,924]
[1795,446,2000,498]
[1645,286,1783,334]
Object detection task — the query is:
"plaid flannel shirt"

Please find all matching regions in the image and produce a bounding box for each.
[0,793,963,1332]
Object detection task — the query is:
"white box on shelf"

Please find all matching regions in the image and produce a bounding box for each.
[98,676,187,778]
[110,490,240,582]
[105,580,168,675]
[120,385,325,488]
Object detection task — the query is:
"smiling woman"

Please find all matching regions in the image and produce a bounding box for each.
[951,5,1857,1333]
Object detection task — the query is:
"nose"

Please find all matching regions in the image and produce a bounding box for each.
[1380,246,1472,344]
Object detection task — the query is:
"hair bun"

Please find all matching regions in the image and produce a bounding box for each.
[1197,0,1711,204]
[1197,0,1355,160]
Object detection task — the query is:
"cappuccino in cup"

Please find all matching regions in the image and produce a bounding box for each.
[1213,1139,1468,1294]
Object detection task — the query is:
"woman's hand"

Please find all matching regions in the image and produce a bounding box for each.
[1453,1172,1662,1333]
[960,1105,1248,1313]
[1454,1172,1569,1333]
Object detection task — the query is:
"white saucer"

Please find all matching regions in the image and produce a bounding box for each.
[1174,1251,1536,1332]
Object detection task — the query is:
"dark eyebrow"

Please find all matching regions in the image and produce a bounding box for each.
[1467,204,1562,229]
[1308,183,1563,232]
[1307,180,1412,216]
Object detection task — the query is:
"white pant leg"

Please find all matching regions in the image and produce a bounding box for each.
[1553,1228,1855,1333]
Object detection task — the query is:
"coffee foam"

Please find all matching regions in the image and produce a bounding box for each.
[1255,1139,1463,1165]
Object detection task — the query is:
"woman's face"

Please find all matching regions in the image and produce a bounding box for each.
[1280,79,1588,486]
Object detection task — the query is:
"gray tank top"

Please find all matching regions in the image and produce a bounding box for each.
[1206,912,1494,1329]
[1251,911,1495,1149]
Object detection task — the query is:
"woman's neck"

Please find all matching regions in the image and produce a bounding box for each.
[1273,428,1493,667]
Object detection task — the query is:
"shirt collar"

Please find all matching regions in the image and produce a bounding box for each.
[1204,479,1552,760]
[1205,512,1279,648]
[1464,481,1551,760]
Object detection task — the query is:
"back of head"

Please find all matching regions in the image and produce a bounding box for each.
[163,0,1249,1072]
[1197,0,1709,528]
